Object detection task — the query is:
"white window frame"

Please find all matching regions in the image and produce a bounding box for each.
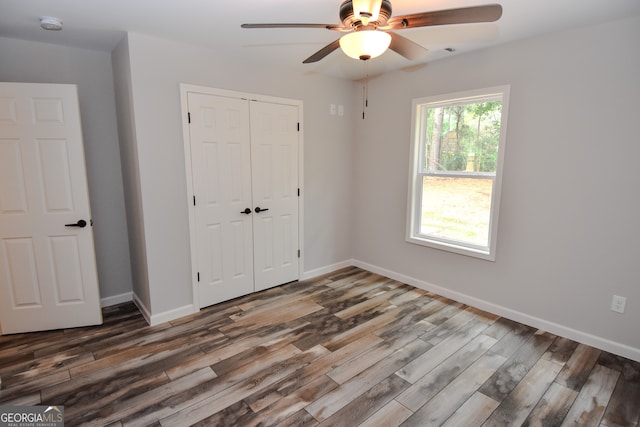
[406,85,510,261]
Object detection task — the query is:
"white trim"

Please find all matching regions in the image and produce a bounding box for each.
[100,292,133,308]
[351,259,640,363]
[301,260,353,280]
[406,85,511,262]
[132,292,151,325]
[179,83,304,312]
[148,304,197,327]
[132,292,196,326]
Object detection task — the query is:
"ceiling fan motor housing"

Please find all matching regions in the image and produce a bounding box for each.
[340,0,392,28]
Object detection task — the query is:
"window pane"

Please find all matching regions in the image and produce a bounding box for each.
[423,102,502,173]
[420,176,493,247]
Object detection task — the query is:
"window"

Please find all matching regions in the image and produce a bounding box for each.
[406,86,510,260]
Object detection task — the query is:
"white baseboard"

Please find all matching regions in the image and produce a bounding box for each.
[148,304,197,326]
[301,259,353,280]
[132,293,152,325]
[100,292,133,308]
[351,259,640,363]
[132,292,196,327]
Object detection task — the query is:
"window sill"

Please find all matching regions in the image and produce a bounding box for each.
[406,235,496,261]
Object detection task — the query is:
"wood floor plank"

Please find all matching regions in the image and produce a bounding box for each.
[77,367,216,426]
[358,399,414,427]
[556,344,602,391]
[0,369,70,404]
[322,305,411,353]
[396,314,495,384]
[440,391,499,427]
[487,319,536,358]
[1,267,639,426]
[189,400,256,427]
[242,332,384,422]
[600,375,640,427]
[65,370,170,424]
[305,338,432,422]
[482,357,564,426]
[522,382,579,427]
[0,392,41,406]
[158,345,329,426]
[317,374,410,427]
[400,351,508,427]
[560,364,620,427]
[395,333,498,411]
[479,330,557,401]
[276,409,319,427]
[333,283,405,319]
[0,351,94,389]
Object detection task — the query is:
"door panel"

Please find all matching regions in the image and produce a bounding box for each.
[49,235,85,302]
[250,101,299,291]
[0,140,28,214]
[3,238,41,306]
[37,139,75,212]
[188,93,254,307]
[0,83,102,334]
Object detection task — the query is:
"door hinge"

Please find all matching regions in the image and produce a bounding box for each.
[197,272,200,282]
[193,195,196,206]
[188,112,191,123]
[297,188,300,197]
[298,249,301,258]
[297,122,300,132]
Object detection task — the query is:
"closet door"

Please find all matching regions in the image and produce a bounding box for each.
[188,93,254,307]
[250,101,299,291]
[186,90,300,308]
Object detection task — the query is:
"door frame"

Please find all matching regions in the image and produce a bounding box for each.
[179,84,304,310]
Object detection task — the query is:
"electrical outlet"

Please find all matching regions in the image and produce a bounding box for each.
[611,295,627,314]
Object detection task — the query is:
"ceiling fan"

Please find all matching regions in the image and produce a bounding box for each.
[241,0,503,63]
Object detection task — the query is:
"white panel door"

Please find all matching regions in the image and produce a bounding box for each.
[250,101,299,291]
[188,93,254,307]
[0,82,102,334]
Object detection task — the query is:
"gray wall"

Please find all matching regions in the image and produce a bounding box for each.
[352,16,640,357]
[0,37,133,302]
[111,36,150,309]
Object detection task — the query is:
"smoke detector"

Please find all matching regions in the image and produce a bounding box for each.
[40,17,63,31]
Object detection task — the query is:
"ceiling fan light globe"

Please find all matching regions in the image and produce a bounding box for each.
[339,30,391,60]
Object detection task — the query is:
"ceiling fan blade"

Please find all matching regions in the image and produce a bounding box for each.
[386,4,503,30]
[241,23,345,30]
[303,39,341,63]
[388,32,428,60]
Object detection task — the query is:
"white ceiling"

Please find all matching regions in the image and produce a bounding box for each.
[1,0,639,80]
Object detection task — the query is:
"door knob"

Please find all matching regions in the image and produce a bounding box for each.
[255,207,269,213]
[65,219,87,228]
[240,208,251,214]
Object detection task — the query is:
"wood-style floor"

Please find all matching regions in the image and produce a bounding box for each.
[0,267,639,426]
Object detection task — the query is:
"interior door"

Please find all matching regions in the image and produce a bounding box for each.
[250,101,299,291]
[188,92,255,307]
[0,82,102,334]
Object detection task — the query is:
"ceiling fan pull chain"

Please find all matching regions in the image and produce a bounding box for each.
[362,59,369,120]
[362,83,366,120]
